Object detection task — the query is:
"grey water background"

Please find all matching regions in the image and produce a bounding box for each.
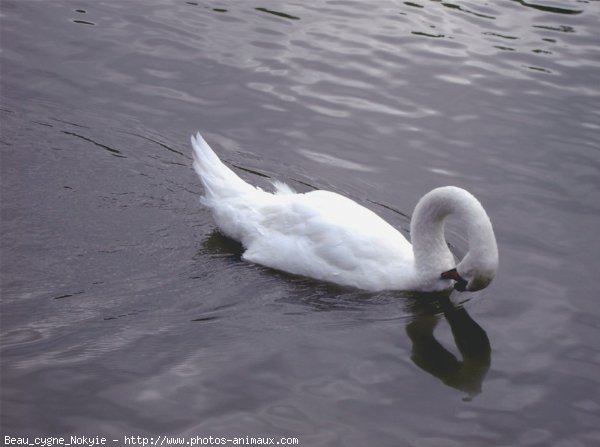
[1,0,599,445]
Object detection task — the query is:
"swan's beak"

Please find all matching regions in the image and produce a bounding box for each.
[441,268,468,292]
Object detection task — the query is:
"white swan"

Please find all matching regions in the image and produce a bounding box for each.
[191,133,498,292]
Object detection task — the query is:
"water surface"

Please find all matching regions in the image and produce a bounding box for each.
[2,0,600,445]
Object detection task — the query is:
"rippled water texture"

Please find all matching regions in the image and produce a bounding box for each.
[2,0,600,445]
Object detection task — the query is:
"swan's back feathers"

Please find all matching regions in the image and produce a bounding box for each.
[190,134,416,290]
[242,190,416,290]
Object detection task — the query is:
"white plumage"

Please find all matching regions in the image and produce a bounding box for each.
[191,133,498,292]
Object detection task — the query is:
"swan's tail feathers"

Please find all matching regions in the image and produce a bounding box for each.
[191,132,255,202]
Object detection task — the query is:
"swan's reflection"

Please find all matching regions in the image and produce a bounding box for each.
[406,296,491,400]
[199,231,491,399]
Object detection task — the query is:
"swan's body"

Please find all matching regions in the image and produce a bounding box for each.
[191,133,498,292]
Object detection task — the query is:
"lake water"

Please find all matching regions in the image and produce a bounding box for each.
[1,0,599,445]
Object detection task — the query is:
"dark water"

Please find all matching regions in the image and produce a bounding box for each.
[2,0,599,445]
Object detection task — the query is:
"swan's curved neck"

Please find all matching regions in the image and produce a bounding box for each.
[409,186,495,274]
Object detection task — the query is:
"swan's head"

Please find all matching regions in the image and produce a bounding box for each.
[442,248,498,292]
[412,185,499,293]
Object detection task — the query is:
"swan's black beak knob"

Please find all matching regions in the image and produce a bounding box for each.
[441,268,468,291]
